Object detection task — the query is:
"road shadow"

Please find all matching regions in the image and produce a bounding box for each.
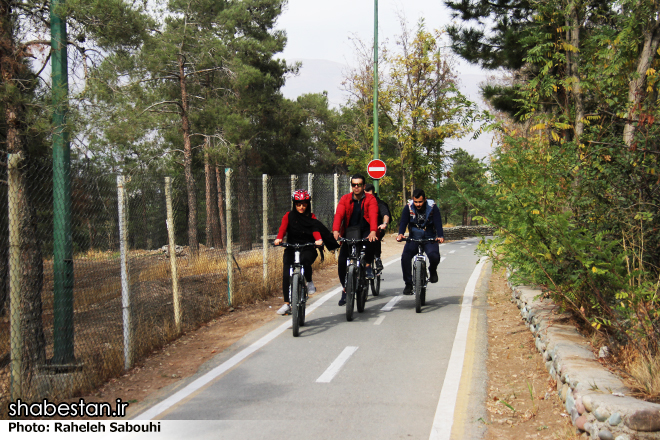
[295,311,349,337]
[297,289,405,336]
[393,294,463,313]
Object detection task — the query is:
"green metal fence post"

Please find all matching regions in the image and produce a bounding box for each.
[373,0,380,194]
[51,0,74,365]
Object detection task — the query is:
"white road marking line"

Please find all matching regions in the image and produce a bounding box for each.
[134,286,343,420]
[381,295,402,311]
[374,315,386,325]
[316,346,359,383]
[383,256,401,267]
[449,250,456,254]
[460,246,466,248]
[429,257,488,440]
[440,257,446,263]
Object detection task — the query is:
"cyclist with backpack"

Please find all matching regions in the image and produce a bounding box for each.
[273,189,325,315]
[332,174,379,306]
[396,189,444,295]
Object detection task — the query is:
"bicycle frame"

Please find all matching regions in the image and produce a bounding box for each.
[278,242,316,296]
[339,238,371,320]
[405,237,437,313]
[345,240,367,272]
[274,242,317,336]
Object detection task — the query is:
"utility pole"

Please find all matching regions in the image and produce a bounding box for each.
[373,0,380,194]
[51,0,74,365]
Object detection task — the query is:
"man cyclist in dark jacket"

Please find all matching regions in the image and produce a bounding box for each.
[364,183,390,271]
[396,189,444,295]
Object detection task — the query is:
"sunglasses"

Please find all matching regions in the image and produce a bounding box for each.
[295,201,309,206]
[351,183,363,187]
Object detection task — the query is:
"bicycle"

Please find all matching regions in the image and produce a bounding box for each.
[338,237,371,321]
[403,237,438,313]
[274,241,318,337]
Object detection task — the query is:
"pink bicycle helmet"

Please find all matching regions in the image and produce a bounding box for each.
[292,189,311,202]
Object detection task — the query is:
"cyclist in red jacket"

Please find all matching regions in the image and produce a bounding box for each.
[332,174,379,306]
[274,189,323,315]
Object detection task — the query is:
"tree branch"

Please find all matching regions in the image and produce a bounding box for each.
[140,101,183,115]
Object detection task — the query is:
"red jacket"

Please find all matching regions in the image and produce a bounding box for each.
[332,193,379,236]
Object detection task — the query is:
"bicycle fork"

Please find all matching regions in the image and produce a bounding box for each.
[412,255,429,289]
[289,251,308,305]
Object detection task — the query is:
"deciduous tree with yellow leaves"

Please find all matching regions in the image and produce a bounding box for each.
[337,18,479,208]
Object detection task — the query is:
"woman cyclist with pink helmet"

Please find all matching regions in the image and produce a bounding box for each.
[273,189,323,315]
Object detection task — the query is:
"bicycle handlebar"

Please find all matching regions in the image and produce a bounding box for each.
[337,237,371,243]
[272,242,319,248]
[401,237,439,243]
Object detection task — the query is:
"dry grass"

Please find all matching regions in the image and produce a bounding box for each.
[552,424,582,440]
[625,351,660,401]
[2,244,337,414]
[573,321,660,403]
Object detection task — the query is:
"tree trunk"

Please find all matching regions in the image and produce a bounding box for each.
[86,218,94,250]
[178,54,199,254]
[410,173,414,198]
[563,16,573,143]
[623,19,660,149]
[1,0,46,381]
[569,2,584,144]
[204,151,222,248]
[401,164,406,204]
[215,165,226,249]
[0,162,6,315]
[238,160,252,251]
[141,182,150,249]
[204,151,212,247]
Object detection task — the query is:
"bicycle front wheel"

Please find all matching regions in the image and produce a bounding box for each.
[291,273,301,336]
[357,273,366,313]
[414,260,424,313]
[299,286,306,327]
[345,264,356,321]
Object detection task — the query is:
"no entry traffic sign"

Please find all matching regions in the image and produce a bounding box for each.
[367,159,387,180]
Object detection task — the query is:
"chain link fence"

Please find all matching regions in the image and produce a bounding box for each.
[0,159,348,413]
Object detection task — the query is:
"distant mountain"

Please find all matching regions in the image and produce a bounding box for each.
[282,59,349,108]
[281,59,494,160]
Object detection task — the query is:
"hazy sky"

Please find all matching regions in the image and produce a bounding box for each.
[276,0,485,75]
[276,0,495,160]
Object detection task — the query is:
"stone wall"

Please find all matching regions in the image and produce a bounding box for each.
[443,225,495,241]
[510,282,660,440]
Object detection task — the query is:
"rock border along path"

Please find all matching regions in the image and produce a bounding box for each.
[508,279,660,440]
[443,225,495,241]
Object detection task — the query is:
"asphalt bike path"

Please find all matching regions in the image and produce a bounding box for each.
[132,238,486,440]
